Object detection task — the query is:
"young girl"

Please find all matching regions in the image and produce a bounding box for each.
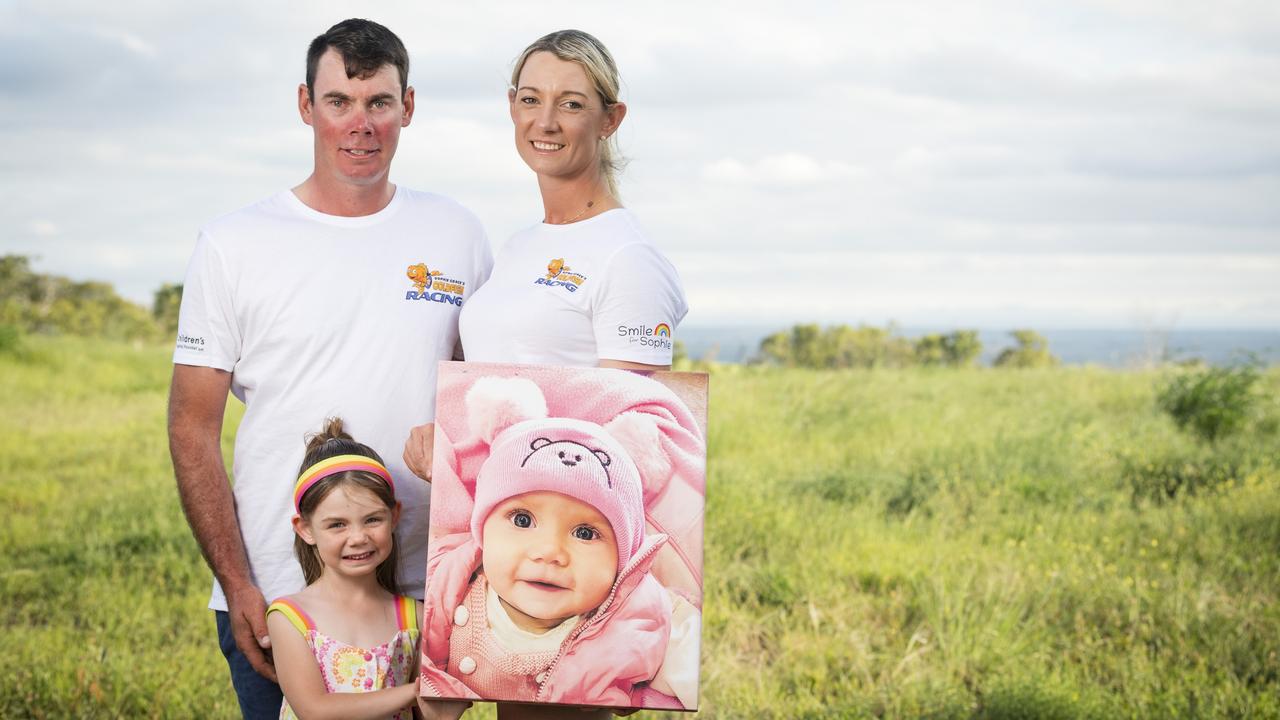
[420,403,698,710]
[266,418,422,720]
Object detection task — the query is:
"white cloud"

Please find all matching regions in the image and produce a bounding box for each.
[675,251,1280,328]
[26,220,58,236]
[701,154,863,187]
[91,27,158,58]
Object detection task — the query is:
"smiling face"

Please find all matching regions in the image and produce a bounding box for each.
[295,484,399,580]
[299,48,414,189]
[508,51,625,186]
[481,490,619,632]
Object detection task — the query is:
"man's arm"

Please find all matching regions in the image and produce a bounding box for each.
[168,363,276,682]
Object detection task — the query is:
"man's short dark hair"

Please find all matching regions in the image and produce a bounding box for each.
[306,18,410,100]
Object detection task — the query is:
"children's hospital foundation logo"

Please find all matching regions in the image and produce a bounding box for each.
[617,322,673,350]
[406,262,467,306]
[535,258,587,292]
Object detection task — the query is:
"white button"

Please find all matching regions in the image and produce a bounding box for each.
[458,656,477,675]
[453,605,469,626]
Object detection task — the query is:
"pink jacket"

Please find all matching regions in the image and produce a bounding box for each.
[419,530,683,708]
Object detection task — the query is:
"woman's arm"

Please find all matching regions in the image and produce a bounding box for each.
[598,359,670,371]
[266,611,418,720]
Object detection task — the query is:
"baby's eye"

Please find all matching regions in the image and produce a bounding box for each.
[511,511,533,529]
[572,526,600,541]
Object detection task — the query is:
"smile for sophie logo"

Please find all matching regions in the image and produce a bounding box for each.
[616,322,674,350]
[535,257,587,293]
[406,262,467,306]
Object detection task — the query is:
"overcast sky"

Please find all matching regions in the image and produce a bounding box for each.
[3,0,1279,329]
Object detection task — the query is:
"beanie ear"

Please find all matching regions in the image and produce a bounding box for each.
[604,411,672,501]
[465,377,548,445]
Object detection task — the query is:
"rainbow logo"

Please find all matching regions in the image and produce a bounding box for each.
[654,323,672,337]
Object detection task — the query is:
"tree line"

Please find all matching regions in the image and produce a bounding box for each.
[1,255,180,343]
[749,323,1059,369]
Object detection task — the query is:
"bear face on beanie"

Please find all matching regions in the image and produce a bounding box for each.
[466,380,646,572]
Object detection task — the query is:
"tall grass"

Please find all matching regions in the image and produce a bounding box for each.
[0,337,243,718]
[2,340,1277,718]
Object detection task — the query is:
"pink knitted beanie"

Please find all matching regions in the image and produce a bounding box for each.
[467,379,645,572]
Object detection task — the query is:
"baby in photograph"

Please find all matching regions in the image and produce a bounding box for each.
[419,379,698,709]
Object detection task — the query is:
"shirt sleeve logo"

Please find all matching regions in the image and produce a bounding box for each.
[175,333,207,352]
[534,257,587,293]
[616,322,674,350]
[406,262,467,306]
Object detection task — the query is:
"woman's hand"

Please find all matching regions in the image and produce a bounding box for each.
[404,422,435,482]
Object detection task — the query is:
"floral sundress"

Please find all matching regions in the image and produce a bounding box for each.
[267,595,420,720]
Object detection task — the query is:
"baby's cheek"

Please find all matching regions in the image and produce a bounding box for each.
[581,559,619,608]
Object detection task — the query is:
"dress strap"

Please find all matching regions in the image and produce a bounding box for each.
[395,595,418,632]
[267,598,317,637]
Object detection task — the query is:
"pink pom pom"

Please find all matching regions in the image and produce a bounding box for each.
[465,377,548,444]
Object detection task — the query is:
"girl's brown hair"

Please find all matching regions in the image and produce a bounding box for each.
[294,417,399,594]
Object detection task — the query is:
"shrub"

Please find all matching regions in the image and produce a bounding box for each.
[914,329,982,367]
[1122,450,1247,503]
[994,329,1059,368]
[1157,364,1260,443]
[0,324,20,355]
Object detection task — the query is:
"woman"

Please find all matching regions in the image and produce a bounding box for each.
[457,29,688,370]
[405,30,687,473]
[409,32,689,720]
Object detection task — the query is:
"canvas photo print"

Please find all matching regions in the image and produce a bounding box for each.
[418,362,707,711]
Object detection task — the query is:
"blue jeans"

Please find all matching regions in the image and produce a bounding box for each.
[216,610,284,720]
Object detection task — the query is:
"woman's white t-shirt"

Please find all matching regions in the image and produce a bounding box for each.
[459,209,687,366]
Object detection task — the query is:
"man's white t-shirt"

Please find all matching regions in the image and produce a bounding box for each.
[174,186,493,611]
[459,209,687,366]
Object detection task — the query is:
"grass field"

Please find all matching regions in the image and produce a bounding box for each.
[2,336,1278,718]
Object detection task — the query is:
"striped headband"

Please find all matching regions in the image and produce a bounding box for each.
[294,454,395,513]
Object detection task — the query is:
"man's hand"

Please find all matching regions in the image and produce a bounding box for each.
[404,422,435,482]
[417,696,470,720]
[226,582,276,682]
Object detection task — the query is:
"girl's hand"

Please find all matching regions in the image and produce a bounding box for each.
[404,422,435,482]
[417,697,471,720]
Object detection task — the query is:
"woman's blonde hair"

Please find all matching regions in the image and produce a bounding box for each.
[511,29,626,198]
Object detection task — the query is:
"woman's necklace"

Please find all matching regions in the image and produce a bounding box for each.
[546,199,595,225]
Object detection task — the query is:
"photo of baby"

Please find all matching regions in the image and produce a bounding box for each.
[418,363,707,711]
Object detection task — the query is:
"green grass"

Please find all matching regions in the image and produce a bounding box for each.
[2,338,1278,718]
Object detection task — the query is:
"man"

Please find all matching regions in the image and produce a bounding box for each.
[168,19,491,718]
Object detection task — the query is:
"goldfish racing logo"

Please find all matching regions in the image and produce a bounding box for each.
[405,262,467,306]
[617,322,673,350]
[535,257,587,293]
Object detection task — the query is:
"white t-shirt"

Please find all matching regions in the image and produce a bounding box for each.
[459,209,687,366]
[173,186,493,611]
